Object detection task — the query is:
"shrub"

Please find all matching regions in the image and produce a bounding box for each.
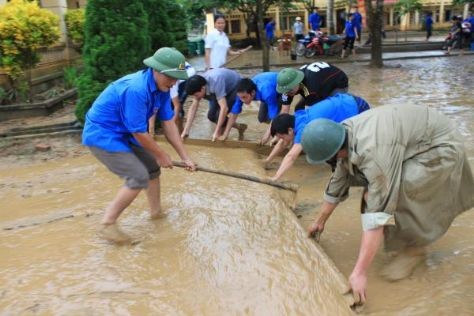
[63,66,80,90]
[75,0,150,123]
[0,0,60,102]
[64,8,85,51]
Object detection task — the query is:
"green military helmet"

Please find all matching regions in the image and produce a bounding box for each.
[301,118,346,164]
[276,68,304,94]
[143,47,188,80]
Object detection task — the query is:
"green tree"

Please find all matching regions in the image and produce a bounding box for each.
[225,0,295,71]
[143,0,188,54]
[178,0,221,29]
[166,1,188,54]
[64,8,85,51]
[143,0,174,53]
[75,0,150,123]
[0,0,60,102]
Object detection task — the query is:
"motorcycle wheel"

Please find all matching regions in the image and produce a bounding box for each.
[296,43,306,57]
[305,47,316,58]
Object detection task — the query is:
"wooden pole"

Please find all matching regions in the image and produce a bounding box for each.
[172,161,298,193]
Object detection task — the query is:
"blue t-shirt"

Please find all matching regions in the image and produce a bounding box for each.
[352,12,362,28]
[265,21,275,37]
[231,72,279,120]
[426,16,433,28]
[82,68,174,152]
[293,93,369,144]
[468,17,474,32]
[309,13,321,30]
[345,21,356,38]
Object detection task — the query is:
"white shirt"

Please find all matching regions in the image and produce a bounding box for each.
[170,62,196,99]
[205,29,230,69]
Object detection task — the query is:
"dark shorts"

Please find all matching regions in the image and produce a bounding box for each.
[207,91,237,125]
[344,36,356,50]
[89,144,160,189]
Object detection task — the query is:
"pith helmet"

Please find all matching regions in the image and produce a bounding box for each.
[301,119,346,164]
[143,47,188,80]
[277,68,304,94]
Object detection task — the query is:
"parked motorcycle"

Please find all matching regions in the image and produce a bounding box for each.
[295,31,317,57]
[296,31,344,58]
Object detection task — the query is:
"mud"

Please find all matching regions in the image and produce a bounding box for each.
[1,57,473,315]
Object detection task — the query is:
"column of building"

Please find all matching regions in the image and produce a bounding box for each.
[41,0,69,42]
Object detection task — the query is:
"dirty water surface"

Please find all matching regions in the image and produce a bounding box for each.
[1,57,473,315]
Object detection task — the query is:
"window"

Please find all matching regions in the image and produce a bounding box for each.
[445,10,451,22]
[279,16,289,31]
[230,20,241,34]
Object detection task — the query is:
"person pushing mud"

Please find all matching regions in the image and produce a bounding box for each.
[301,104,474,305]
[82,47,196,244]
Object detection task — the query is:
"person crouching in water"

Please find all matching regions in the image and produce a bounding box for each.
[301,105,474,304]
[266,92,370,181]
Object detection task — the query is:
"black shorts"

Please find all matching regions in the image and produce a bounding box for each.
[207,90,237,125]
[344,36,356,50]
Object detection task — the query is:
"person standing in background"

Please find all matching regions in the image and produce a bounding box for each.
[352,6,363,44]
[293,16,305,42]
[425,12,433,41]
[309,7,321,31]
[205,14,244,70]
[265,18,276,47]
[341,13,358,59]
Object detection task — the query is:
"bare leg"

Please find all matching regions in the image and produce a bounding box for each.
[99,186,141,243]
[101,186,141,224]
[146,177,164,219]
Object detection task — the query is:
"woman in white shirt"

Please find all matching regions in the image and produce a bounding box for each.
[205,14,243,69]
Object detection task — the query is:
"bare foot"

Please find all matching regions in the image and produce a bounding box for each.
[380,247,426,281]
[237,123,248,140]
[98,223,132,244]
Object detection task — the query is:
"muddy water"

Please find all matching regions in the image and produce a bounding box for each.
[1,57,473,315]
[0,146,353,315]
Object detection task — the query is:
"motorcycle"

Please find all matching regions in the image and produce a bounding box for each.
[296,31,344,58]
[295,31,317,57]
[304,32,326,57]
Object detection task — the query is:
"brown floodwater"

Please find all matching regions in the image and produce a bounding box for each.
[1,57,473,315]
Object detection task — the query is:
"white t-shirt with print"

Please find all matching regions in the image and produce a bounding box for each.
[205,29,231,69]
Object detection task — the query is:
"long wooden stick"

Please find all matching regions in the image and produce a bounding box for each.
[222,45,253,67]
[172,161,298,193]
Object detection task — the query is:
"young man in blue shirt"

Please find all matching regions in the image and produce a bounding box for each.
[352,6,363,44]
[82,47,196,244]
[341,13,358,59]
[265,93,370,181]
[221,72,282,143]
[309,7,321,31]
[425,12,433,41]
[265,18,276,47]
